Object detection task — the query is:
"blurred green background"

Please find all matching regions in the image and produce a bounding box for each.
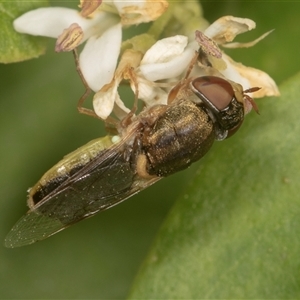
[1,1,300,298]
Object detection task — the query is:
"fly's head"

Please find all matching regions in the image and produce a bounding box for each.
[190,76,260,140]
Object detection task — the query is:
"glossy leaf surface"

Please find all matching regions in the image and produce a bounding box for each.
[1,1,300,299]
[0,1,48,63]
[128,73,300,298]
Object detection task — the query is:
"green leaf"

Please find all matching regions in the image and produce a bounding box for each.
[128,73,300,298]
[0,1,48,63]
[1,1,300,299]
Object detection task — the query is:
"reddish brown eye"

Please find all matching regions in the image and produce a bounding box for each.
[190,76,245,140]
[191,76,234,110]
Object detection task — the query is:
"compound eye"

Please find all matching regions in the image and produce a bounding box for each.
[192,76,234,110]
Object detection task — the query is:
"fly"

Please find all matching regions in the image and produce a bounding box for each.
[5,51,259,248]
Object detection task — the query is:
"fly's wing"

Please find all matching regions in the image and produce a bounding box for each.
[5,139,160,248]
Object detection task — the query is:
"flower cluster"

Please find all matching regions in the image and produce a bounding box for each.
[14,0,279,120]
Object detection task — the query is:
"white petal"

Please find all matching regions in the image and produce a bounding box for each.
[139,42,197,81]
[93,83,117,119]
[13,7,109,40]
[141,35,188,64]
[112,0,146,13]
[79,23,122,92]
[204,16,256,44]
[222,55,280,97]
[137,80,168,106]
[223,29,274,49]
[114,96,131,120]
[219,54,251,90]
[112,0,168,24]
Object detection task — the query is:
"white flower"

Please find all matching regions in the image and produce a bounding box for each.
[198,16,280,98]
[135,35,198,106]
[14,2,279,120]
[13,6,121,93]
[137,15,279,108]
[114,15,279,114]
[13,0,168,119]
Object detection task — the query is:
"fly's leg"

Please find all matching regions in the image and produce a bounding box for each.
[120,66,139,129]
[167,51,199,104]
[72,49,118,127]
[72,49,96,118]
[185,50,200,79]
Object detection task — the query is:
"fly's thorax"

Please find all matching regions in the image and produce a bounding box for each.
[141,98,215,177]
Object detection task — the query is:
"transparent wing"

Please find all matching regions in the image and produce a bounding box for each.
[5,139,160,248]
[5,213,66,248]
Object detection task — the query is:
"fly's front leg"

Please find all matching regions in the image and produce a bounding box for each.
[72,49,119,128]
[72,49,97,118]
[120,66,140,129]
[167,51,199,104]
